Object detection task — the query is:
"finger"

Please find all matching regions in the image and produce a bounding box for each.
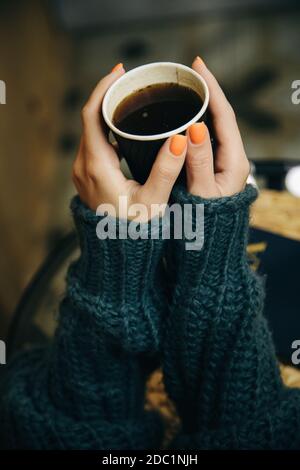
[186,122,216,197]
[72,137,86,175]
[111,141,123,160]
[192,56,245,169]
[192,56,239,139]
[143,134,187,203]
[81,63,125,148]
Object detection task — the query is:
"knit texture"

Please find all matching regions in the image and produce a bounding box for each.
[1,186,300,449]
[0,197,168,449]
[163,184,300,449]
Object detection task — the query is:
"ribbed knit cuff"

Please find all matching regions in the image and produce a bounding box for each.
[167,184,258,296]
[66,196,169,351]
[171,183,258,213]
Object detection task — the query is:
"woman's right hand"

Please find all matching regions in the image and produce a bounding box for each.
[72,64,187,222]
[184,56,250,199]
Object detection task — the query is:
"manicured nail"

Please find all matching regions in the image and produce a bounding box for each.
[111,62,123,73]
[194,55,205,66]
[188,122,207,145]
[169,135,187,156]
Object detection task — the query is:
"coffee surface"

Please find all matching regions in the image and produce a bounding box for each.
[113,83,203,136]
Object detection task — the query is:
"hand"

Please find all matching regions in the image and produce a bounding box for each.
[184,56,250,199]
[72,64,187,222]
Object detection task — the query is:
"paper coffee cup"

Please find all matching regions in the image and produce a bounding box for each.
[102,62,209,184]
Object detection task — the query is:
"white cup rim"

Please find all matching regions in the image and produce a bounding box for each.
[102,62,209,142]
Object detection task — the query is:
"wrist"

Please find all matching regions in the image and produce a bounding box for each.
[69,195,168,296]
[167,184,258,295]
[171,183,257,213]
[66,196,169,351]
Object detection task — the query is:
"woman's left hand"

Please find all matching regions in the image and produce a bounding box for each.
[72,65,187,222]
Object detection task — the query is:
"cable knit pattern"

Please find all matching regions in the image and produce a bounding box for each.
[68,196,169,353]
[163,184,300,449]
[1,186,300,449]
[0,197,167,449]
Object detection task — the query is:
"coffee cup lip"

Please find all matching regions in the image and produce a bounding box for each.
[102,62,209,142]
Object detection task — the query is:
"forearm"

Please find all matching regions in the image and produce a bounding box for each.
[0,197,166,449]
[48,197,166,413]
[163,184,300,449]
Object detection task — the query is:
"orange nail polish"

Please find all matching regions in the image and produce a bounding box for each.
[169,135,187,156]
[189,122,207,145]
[111,62,123,73]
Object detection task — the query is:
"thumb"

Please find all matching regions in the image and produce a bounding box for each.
[185,122,216,197]
[143,134,187,203]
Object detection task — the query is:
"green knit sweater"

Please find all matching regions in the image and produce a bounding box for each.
[0,184,299,449]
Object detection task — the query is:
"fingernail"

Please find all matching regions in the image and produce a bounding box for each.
[188,122,207,145]
[194,56,205,66]
[169,135,187,156]
[111,62,123,73]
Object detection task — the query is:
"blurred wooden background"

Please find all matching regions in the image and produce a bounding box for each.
[0,0,73,333]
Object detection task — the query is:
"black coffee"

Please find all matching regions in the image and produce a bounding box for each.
[113,83,203,136]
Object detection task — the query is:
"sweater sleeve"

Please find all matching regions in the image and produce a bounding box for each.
[0,196,167,450]
[163,184,300,450]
